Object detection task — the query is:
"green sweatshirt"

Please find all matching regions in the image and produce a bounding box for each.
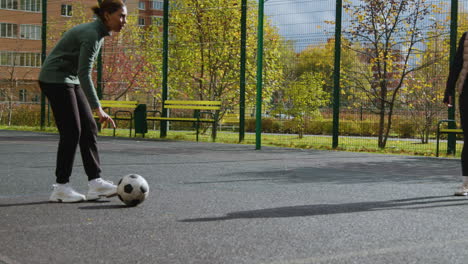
[39,18,110,109]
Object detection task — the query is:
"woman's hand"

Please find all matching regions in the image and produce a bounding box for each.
[95,107,116,128]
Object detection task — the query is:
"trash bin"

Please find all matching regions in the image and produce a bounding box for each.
[134,104,148,137]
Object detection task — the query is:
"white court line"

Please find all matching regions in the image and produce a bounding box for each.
[262,238,468,264]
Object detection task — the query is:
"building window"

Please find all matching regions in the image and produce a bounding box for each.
[0,23,18,38]
[20,0,40,12]
[61,4,72,17]
[0,51,12,65]
[151,16,163,26]
[0,51,41,67]
[19,89,27,102]
[150,1,163,10]
[0,0,19,10]
[20,24,41,40]
[0,0,40,11]
[138,1,145,10]
[138,17,145,26]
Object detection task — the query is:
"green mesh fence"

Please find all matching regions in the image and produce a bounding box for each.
[3,0,468,157]
[262,0,462,156]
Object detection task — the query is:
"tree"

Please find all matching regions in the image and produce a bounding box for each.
[137,22,165,107]
[283,72,329,138]
[402,14,448,143]
[344,0,440,148]
[101,14,148,100]
[0,38,39,126]
[163,0,285,117]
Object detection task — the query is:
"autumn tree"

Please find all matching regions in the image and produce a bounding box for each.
[101,14,148,100]
[282,72,329,138]
[137,21,165,106]
[344,0,440,148]
[402,15,448,143]
[0,27,40,125]
[161,0,284,115]
[0,59,36,125]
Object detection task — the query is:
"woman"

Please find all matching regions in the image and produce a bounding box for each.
[445,31,468,196]
[39,0,127,202]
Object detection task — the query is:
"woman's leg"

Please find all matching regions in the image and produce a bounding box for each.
[39,82,81,184]
[73,85,102,181]
[460,92,468,176]
[72,85,117,200]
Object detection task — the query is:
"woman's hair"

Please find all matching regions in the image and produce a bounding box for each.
[91,0,125,20]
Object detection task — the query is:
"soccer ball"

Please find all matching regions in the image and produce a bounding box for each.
[117,174,149,206]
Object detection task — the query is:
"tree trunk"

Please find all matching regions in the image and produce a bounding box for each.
[382,103,395,148]
[377,98,386,148]
[7,101,12,126]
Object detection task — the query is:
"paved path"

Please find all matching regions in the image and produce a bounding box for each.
[0,130,466,264]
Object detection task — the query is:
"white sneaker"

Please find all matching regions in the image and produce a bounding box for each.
[87,178,117,201]
[454,184,468,196]
[49,183,86,203]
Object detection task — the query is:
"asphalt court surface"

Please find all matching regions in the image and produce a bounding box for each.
[1,130,468,264]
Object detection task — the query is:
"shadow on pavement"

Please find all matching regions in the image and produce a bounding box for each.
[179,195,468,222]
[0,200,110,208]
[78,204,130,210]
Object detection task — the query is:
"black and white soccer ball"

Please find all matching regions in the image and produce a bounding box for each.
[117,174,149,207]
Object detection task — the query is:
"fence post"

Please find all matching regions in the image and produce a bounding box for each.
[160,0,170,138]
[97,0,103,99]
[332,0,342,149]
[447,0,458,155]
[40,0,47,130]
[239,0,247,143]
[255,0,265,150]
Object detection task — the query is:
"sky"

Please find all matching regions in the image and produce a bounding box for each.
[263,0,468,52]
[264,0,336,51]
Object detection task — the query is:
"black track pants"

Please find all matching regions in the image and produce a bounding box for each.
[39,82,101,184]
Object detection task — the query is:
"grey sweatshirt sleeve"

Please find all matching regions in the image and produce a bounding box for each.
[77,39,103,109]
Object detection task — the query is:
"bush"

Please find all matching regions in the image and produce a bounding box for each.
[0,103,42,126]
[394,120,416,138]
[245,118,282,133]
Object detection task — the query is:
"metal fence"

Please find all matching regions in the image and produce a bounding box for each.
[2,0,468,157]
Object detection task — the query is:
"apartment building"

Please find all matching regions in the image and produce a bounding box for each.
[0,0,164,104]
[0,0,98,103]
[136,0,163,28]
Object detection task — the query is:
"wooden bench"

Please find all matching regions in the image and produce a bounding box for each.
[436,119,463,157]
[221,113,239,123]
[147,100,221,141]
[220,112,240,131]
[94,100,139,137]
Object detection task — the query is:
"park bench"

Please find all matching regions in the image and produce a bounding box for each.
[436,119,463,157]
[94,100,140,137]
[219,112,240,130]
[147,100,221,141]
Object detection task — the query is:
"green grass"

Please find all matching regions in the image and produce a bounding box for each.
[0,125,462,158]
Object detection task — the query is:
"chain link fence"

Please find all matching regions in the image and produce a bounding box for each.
[1,0,468,156]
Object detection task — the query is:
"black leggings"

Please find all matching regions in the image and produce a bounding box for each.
[39,82,101,184]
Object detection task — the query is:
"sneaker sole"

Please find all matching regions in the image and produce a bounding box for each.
[87,192,117,201]
[49,198,85,203]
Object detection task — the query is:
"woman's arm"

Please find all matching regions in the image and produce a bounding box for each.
[77,39,103,109]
